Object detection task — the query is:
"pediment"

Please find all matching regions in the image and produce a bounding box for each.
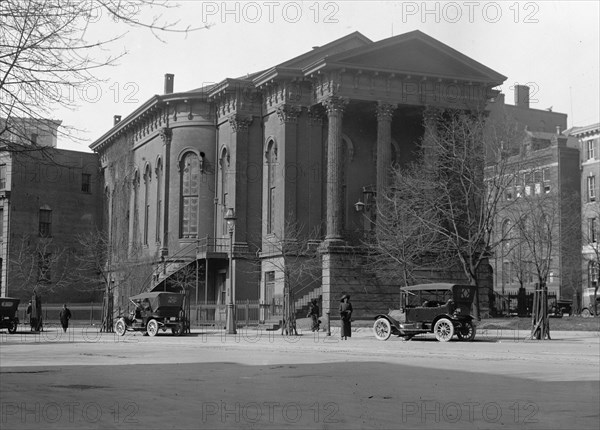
[328,31,506,84]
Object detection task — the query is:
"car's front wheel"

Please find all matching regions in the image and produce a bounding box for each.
[581,308,591,318]
[171,323,184,336]
[373,318,392,341]
[456,321,476,341]
[434,318,454,342]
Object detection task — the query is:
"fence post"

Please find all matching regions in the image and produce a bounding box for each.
[245,299,250,327]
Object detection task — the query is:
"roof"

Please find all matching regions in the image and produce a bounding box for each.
[129,292,184,301]
[564,122,600,137]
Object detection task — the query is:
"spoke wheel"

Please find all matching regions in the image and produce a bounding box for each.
[115,319,126,336]
[581,309,591,318]
[7,320,18,334]
[434,318,454,342]
[171,323,184,336]
[456,321,476,341]
[373,318,392,341]
[146,319,159,337]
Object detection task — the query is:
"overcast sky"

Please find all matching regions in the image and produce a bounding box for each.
[57,1,599,152]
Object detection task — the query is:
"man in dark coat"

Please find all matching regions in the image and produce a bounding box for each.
[307,298,320,332]
[339,294,353,340]
[59,304,72,333]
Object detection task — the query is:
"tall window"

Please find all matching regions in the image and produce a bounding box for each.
[0,208,3,239]
[39,207,52,237]
[181,153,199,238]
[589,218,597,243]
[587,140,596,160]
[81,173,91,193]
[220,149,229,235]
[0,164,6,189]
[588,176,596,202]
[155,160,162,243]
[143,165,151,244]
[266,142,276,234]
[589,261,599,288]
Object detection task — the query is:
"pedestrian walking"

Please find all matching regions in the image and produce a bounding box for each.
[307,298,320,332]
[26,300,35,331]
[339,294,353,340]
[59,304,72,333]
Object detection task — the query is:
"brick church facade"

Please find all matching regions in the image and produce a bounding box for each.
[91,30,533,321]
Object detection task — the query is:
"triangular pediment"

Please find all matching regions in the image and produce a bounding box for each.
[277,31,372,69]
[327,30,505,84]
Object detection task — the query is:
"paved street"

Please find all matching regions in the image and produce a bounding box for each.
[1,325,598,429]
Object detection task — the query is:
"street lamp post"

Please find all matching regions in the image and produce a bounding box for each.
[224,208,237,335]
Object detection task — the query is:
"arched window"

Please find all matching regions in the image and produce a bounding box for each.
[143,164,151,245]
[155,159,162,243]
[266,141,277,234]
[180,153,200,238]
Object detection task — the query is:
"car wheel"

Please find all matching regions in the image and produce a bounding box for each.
[434,318,454,342]
[115,318,126,336]
[581,309,591,318]
[7,320,18,334]
[373,318,392,341]
[146,319,159,337]
[456,321,476,341]
[171,323,184,336]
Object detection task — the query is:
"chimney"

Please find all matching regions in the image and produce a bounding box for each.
[514,85,530,108]
[164,73,174,94]
[113,115,122,125]
[556,125,561,135]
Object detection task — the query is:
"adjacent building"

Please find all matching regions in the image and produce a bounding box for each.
[566,123,600,293]
[0,118,102,302]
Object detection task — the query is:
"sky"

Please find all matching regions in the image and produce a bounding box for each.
[55,1,600,152]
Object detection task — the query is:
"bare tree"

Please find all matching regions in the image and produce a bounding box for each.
[9,234,72,296]
[370,107,524,318]
[0,0,207,152]
[257,219,322,336]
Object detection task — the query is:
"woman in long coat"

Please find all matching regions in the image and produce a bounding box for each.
[339,295,353,340]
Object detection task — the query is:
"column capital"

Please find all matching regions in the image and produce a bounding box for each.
[228,114,253,133]
[376,102,397,121]
[276,104,301,124]
[307,105,325,125]
[159,127,172,144]
[322,96,349,115]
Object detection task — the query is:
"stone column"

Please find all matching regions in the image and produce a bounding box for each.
[159,127,172,257]
[322,96,348,242]
[376,102,396,204]
[228,114,252,244]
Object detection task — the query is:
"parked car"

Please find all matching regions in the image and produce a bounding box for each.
[0,297,20,334]
[115,292,186,337]
[373,283,477,342]
[581,287,600,318]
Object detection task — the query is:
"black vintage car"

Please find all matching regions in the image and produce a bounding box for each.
[115,292,186,337]
[0,297,20,334]
[373,283,477,342]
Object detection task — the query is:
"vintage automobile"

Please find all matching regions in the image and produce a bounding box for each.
[114,292,186,337]
[373,283,477,342]
[0,297,20,334]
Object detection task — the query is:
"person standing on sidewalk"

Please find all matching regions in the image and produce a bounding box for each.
[307,298,320,332]
[59,304,72,333]
[339,294,353,340]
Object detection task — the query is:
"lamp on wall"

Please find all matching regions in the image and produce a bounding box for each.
[224,207,237,335]
[354,186,377,212]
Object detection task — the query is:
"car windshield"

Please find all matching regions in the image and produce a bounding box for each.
[405,289,453,307]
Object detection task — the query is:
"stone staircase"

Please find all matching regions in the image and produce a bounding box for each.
[149,258,196,292]
[294,287,322,320]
